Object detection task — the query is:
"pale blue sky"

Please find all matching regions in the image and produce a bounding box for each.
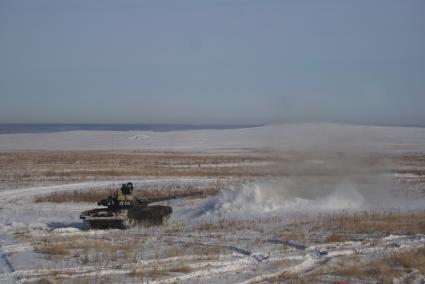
[1,1,424,125]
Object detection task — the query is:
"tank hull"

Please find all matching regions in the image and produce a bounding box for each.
[80,205,173,229]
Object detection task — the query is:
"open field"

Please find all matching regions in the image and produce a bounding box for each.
[0,150,424,283]
[1,125,425,283]
[0,150,271,188]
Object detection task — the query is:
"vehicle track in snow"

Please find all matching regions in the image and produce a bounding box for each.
[4,234,425,283]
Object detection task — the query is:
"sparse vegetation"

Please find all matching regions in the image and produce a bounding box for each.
[317,210,425,235]
[3,150,425,283]
[327,247,425,281]
[129,268,146,279]
[0,151,271,187]
[270,247,425,283]
[131,265,169,279]
[169,265,192,273]
[195,218,264,232]
[324,233,348,243]
[34,188,114,203]
[391,246,425,274]
[34,183,220,203]
[33,234,144,262]
[280,231,306,242]
[34,242,69,258]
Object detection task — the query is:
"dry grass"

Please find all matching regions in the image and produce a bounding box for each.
[34,243,69,258]
[316,247,425,282]
[0,150,271,186]
[34,188,114,203]
[391,247,425,274]
[34,183,220,203]
[280,231,306,242]
[206,245,226,256]
[169,265,192,273]
[332,256,379,279]
[2,150,423,187]
[33,234,143,262]
[332,255,405,281]
[275,247,425,283]
[36,278,59,284]
[195,218,265,232]
[166,247,185,258]
[34,237,115,259]
[129,269,145,279]
[130,263,190,280]
[314,210,425,236]
[324,233,348,243]
[269,271,321,284]
[164,241,226,259]
[130,266,169,280]
[275,210,425,245]
[145,266,169,278]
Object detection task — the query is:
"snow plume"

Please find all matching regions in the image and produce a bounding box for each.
[195,178,366,217]
[184,124,425,218]
[194,146,404,218]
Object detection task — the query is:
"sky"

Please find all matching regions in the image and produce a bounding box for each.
[0,0,424,125]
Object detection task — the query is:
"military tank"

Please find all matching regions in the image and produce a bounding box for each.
[80,182,200,229]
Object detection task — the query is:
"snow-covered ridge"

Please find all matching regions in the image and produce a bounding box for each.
[0,123,425,151]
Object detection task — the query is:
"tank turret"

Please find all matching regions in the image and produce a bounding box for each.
[80,182,200,229]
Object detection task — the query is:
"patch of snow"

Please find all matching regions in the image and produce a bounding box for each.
[52,227,81,234]
[128,134,150,140]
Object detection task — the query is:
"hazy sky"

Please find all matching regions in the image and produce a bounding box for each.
[1,1,424,125]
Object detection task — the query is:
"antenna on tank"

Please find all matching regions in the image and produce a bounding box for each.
[111,132,115,191]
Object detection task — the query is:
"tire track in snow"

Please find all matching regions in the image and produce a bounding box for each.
[0,247,16,283]
[11,254,240,283]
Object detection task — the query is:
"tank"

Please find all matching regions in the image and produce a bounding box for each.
[80,182,200,229]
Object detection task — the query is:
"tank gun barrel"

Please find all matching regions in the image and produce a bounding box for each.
[137,192,202,206]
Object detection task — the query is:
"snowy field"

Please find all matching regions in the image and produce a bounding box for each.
[1,124,425,283]
[1,123,425,152]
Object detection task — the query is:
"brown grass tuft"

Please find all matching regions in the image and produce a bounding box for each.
[324,233,347,243]
[390,247,425,274]
[34,242,69,258]
[130,269,144,279]
[169,265,192,273]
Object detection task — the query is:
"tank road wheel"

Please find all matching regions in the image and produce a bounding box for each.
[152,215,167,225]
[84,220,91,229]
[128,218,136,228]
[140,217,160,226]
[122,218,136,229]
[162,215,170,225]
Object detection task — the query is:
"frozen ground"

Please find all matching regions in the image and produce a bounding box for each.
[1,178,424,283]
[0,124,425,283]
